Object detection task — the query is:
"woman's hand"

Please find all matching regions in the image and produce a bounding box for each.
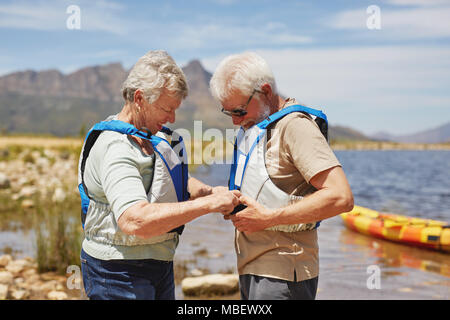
[211,186,229,194]
[206,189,241,215]
[188,177,213,200]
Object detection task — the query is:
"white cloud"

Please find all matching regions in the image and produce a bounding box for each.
[202,46,450,134]
[0,0,128,35]
[330,5,450,39]
[167,22,312,51]
[385,0,450,6]
[0,1,312,50]
[0,1,63,30]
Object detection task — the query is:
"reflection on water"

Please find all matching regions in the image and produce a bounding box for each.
[339,228,450,278]
[0,229,34,257]
[318,216,450,299]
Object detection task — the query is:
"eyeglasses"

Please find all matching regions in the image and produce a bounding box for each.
[221,89,264,117]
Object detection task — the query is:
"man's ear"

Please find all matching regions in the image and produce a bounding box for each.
[260,83,273,99]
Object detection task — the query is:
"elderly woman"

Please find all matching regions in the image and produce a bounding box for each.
[78,50,240,300]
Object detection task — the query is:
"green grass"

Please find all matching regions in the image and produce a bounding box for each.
[0,141,83,274]
[33,192,83,274]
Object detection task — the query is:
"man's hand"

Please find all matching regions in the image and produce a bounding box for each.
[229,195,275,233]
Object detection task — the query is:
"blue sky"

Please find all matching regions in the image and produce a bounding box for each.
[0,0,449,135]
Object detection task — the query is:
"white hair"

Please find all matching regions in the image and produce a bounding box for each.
[209,52,277,102]
[122,50,188,103]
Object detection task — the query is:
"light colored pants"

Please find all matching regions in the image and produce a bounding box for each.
[239,274,318,300]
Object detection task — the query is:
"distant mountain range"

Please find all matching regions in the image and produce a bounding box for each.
[0,60,231,136]
[0,60,448,143]
[371,122,450,144]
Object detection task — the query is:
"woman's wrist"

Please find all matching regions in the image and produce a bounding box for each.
[188,178,213,199]
[191,193,216,215]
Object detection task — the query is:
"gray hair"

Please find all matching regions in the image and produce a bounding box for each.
[122,50,188,103]
[209,52,277,102]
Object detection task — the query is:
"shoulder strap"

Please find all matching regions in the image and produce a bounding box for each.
[258,105,327,128]
[89,120,154,140]
[80,120,155,198]
[257,104,328,140]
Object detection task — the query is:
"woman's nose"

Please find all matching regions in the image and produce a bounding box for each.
[168,111,176,123]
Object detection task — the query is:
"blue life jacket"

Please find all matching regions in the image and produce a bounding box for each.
[78,120,189,235]
[229,105,328,231]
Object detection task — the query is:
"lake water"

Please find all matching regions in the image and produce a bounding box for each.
[175,150,450,299]
[1,150,449,299]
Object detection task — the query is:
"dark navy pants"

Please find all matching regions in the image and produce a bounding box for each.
[80,249,175,300]
[239,274,318,300]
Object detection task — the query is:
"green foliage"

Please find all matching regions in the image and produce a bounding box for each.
[0,142,83,274]
[79,123,87,138]
[34,192,83,274]
[22,152,35,164]
[0,145,22,161]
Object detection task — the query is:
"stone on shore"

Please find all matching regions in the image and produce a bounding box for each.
[0,172,10,189]
[5,259,31,274]
[19,186,37,198]
[0,271,14,285]
[0,255,12,268]
[21,199,34,209]
[10,289,29,300]
[52,187,66,203]
[181,274,239,296]
[47,290,68,300]
[0,284,8,299]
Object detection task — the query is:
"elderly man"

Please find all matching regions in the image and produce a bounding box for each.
[209,52,354,300]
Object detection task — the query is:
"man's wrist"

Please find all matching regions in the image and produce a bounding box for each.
[269,207,284,227]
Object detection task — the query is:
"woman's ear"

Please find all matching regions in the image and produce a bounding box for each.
[133,89,145,107]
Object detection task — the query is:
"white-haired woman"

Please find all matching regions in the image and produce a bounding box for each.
[78,50,240,300]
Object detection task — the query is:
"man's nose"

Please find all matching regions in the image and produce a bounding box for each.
[232,115,243,125]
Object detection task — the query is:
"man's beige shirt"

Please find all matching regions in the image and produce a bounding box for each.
[235,98,341,282]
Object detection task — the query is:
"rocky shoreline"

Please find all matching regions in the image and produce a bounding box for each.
[0,254,241,300]
[0,254,84,300]
[0,147,79,209]
[0,140,241,300]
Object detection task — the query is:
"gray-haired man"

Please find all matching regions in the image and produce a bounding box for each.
[209,52,354,300]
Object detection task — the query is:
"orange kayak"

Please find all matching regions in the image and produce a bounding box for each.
[340,206,450,253]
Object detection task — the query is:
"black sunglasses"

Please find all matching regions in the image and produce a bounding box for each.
[221,89,264,117]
